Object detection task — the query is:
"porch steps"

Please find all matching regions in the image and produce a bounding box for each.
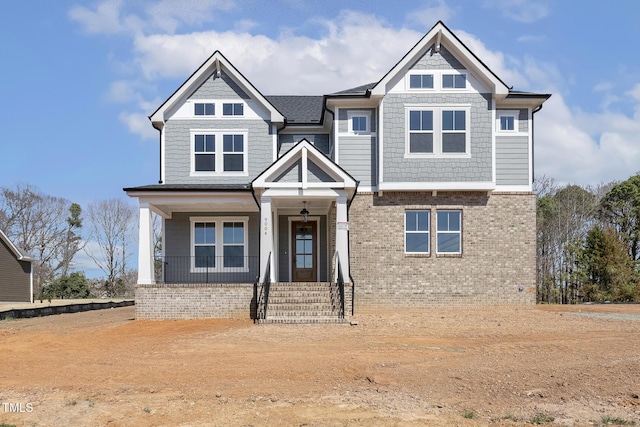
[258,282,346,324]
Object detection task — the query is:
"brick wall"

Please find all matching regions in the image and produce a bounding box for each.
[349,191,536,311]
[135,283,255,320]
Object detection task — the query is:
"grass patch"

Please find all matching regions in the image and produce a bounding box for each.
[530,413,555,424]
[600,416,636,426]
[463,410,475,419]
[0,424,17,427]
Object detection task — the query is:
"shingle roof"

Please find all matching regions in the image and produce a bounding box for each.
[265,96,325,124]
[123,184,252,192]
[329,82,376,96]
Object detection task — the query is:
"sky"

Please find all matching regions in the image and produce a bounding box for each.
[1,0,640,275]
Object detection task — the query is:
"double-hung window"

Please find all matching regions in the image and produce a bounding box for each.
[222,134,244,171]
[437,210,461,254]
[194,134,215,172]
[192,130,247,175]
[409,110,434,153]
[442,110,466,153]
[407,106,469,156]
[191,217,248,271]
[405,210,430,254]
[223,103,244,116]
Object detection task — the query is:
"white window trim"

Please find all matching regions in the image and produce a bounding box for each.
[190,216,249,273]
[436,210,462,255]
[346,110,372,135]
[496,110,520,133]
[406,72,435,91]
[190,129,249,176]
[404,104,471,158]
[405,210,430,254]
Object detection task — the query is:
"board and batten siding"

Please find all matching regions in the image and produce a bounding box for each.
[0,238,31,302]
[495,135,529,185]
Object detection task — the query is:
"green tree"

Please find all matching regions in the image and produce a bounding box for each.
[599,174,640,260]
[42,272,92,300]
[579,226,639,302]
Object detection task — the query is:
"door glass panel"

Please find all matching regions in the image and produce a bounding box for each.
[295,225,313,269]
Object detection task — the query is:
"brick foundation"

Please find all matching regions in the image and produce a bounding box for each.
[349,191,537,311]
[135,283,256,320]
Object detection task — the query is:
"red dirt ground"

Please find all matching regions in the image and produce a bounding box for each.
[1,304,639,426]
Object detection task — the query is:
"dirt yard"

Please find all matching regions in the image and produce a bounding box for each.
[1,305,639,427]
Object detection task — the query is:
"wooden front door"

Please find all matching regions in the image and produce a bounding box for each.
[291,221,317,282]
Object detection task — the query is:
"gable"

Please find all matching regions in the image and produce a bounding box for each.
[371,21,509,98]
[253,139,356,191]
[150,51,284,126]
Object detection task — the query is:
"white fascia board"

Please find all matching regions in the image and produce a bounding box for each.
[149,52,284,124]
[371,22,509,98]
[278,125,328,134]
[494,185,533,193]
[326,97,380,109]
[496,96,550,109]
[379,182,496,191]
[263,188,343,198]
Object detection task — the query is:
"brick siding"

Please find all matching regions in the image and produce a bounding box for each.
[135,283,255,320]
[348,191,536,311]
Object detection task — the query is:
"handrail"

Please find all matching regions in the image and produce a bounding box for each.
[333,251,345,319]
[256,252,271,320]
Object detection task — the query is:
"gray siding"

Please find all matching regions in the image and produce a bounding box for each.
[189,71,249,100]
[497,108,529,133]
[277,215,328,282]
[338,136,377,187]
[164,118,273,184]
[0,238,31,302]
[278,134,330,157]
[496,135,529,185]
[337,108,377,133]
[273,159,335,183]
[163,212,260,284]
[382,92,493,182]
[410,44,465,70]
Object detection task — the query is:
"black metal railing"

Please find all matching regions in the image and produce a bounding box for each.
[334,251,345,318]
[156,256,259,284]
[256,253,271,320]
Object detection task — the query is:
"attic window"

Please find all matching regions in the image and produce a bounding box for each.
[223,103,244,116]
[442,74,466,89]
[194,103,215,116]
[409,74,434,89]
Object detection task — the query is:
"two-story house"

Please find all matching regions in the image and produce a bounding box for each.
[125,21,550,321]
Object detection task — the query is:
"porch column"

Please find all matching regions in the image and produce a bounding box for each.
[137,202,155,284]
[336,193,350,283]
[259,195,276,282]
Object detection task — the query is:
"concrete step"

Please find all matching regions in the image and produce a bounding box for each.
[257,316,348,325]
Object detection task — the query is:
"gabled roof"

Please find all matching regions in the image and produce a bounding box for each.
[252,139,357,191]
[370,21,510,98]
[0,229,34,262]
[149,51,285,125]
[265,96,325,124]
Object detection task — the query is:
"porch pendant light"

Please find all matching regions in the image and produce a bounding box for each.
[300,201,309,223]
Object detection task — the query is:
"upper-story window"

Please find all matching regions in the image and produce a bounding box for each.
[496,110,519,132]
[406,106,470,156]
[194,103,215,116]
[409,74,434,89]
[223,103,244,116]
[347,110,371,134]
[192,130,247,175]
[442,73,466,89]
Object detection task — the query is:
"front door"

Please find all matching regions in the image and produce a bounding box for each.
[291,221,317,282]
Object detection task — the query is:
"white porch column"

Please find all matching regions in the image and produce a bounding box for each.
[335,193,350,283]
[259,195,276,282]
[137,202,155,284]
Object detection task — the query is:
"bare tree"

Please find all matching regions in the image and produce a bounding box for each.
[85,199,137,297]
[0,184,84,297]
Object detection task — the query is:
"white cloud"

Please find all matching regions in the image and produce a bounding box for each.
[407,0,455,27]
[119,111,158,140]
[483,0,549,23]
[628,83,640,102]
[69,0,129,35]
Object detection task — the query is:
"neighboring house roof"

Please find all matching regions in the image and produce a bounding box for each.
[329,82,377,96]
[0,229,34,262]
[149,51,285,126]
[265,96,325,124]
[124,184,252,192]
